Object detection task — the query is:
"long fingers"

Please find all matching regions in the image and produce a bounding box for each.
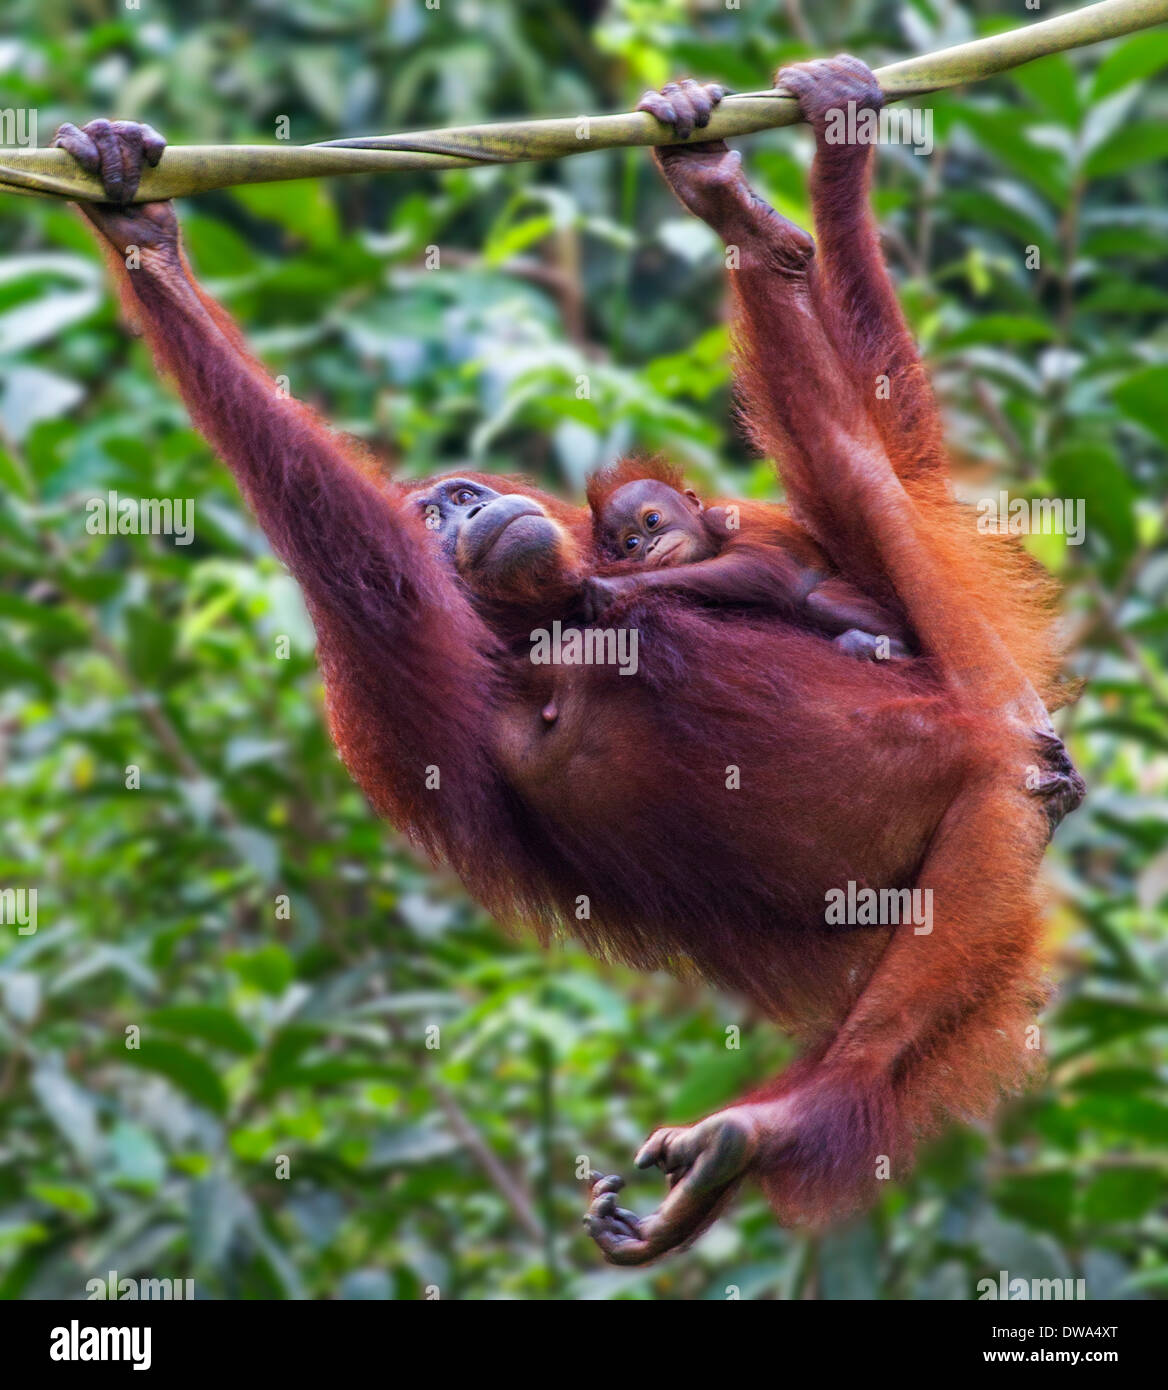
[51,123,100,175]
[135,122,167,168]
[583,1170,654,1263]
[638,79,728,139]
[90,119,137,202]
[52,118,167,202]
[635,1125,698,1174]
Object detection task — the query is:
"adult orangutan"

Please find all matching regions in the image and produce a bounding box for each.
[54,56,1082,1264]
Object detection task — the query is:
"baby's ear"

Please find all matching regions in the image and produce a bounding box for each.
[683,487,704,513]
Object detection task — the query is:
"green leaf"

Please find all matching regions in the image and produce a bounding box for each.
[227,945,295,996]
[232,181,339,250]
[484,214,555,266]
[30,1062,101,1164]
[1057,996,1168,1047]
[181,216,261,278]
[125,605,178,683]
[1091,32,1168,99]
[0,644,55,697]
[1011,54,1081,127]
[1047,443,1136,562]
[106,1122,167,1192]
[147,1005,258,1054]
[0,1223,49,1254]
[1086,123,1168,179]
[233,828,281,884]
[115,1040,228,1114]
[939,315,1054,352]
[0,366,84,442]
[1113,365,1168,451]
[0,592,87,641]
[1081,1168,1163,1222]
[670,1047,768,1119]
[1069,1096,1168,1144]
[230,1126,275,1160]
[958,110,1068,203]
[995,1171,1075,1238]
[29,1183,98,1217]
[0,288,100,353]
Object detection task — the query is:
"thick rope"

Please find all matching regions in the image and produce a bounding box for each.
[0,0,1164,202]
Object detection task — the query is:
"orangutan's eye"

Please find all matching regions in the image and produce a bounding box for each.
[645,511,661,528]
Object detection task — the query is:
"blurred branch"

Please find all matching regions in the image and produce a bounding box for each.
[433,1081,544,1242]
[785,0,814,47]
[970,377,1029,476]
[1080,570,1168,705]
[377,991,542,1243]
[0,0,1165,201]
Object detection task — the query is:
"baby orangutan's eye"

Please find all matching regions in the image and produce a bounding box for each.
[624,535,641,552]
[645,511,661,528]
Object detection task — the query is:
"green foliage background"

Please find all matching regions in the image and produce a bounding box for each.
[0,0,1166,1300]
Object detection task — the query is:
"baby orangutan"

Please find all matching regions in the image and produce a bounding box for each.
[585,462,912,660]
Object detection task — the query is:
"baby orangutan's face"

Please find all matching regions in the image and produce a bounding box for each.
[601,479,714,568]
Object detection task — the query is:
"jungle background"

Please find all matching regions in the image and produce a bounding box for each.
[0,0,1166,1301]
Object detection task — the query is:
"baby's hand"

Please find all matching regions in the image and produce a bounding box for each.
[581,575,628,622]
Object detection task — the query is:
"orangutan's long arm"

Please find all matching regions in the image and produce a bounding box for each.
[62,127,509,867]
